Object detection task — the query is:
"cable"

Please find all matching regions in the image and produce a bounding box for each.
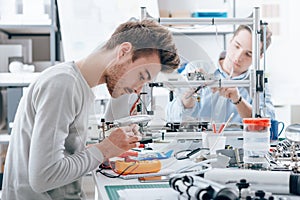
[176,158,217,174]
[137,92,153,115]
[137,92,169,121]
[214,24,225,52]
[96,161,139,178]
[175,148,208,160]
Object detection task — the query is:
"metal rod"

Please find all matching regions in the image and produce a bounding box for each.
[252,7,261,118]
[233,0,236,30]
[160,80,250,89]
[50,0,56,65]
[141,7,147,20]
[140,6,252,26]
[141,6,262,119]
[262,23,267,116]
[263,24,267,73]
[158,17,253,26]
[140,86,148,115]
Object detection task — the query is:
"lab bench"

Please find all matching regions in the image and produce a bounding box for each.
[92,141,192,200]
[92,131,300,200]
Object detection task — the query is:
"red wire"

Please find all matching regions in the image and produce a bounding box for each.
[130,97,140,115]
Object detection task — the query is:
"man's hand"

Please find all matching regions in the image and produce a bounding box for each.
[95,124,142,159]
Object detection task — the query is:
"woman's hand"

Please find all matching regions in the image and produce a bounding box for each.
[181,88,197,109]
[211,87,240,103]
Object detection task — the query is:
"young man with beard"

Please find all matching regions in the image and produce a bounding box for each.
[2,19,179,199]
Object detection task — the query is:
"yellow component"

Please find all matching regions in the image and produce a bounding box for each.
[114,160,161,175]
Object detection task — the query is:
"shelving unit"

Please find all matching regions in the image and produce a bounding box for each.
[159,0,237,50]
[0,73,40,87]
[0,0,58,65]
[0,0,59,136]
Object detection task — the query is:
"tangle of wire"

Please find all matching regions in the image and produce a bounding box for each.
[96,161,140,178]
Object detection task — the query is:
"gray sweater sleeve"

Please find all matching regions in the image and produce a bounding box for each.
[28,73,104,193]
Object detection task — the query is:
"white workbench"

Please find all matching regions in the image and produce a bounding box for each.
[92,139,195,200]
[92,156,191,200]
[92,132,300,200]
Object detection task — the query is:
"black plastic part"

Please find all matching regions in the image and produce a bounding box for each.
[256,70,264,92]
[139,137,153,144]
[148,82,163,87]
[214,187,239,200]
[169,90,174,102]
[236,179,250,190]
[255,190,265,198]
[290,174,300,195]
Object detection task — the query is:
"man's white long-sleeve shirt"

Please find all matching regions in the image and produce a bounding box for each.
[2,62,104,200]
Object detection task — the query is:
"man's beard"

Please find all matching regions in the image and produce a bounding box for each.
[105,61,130,98]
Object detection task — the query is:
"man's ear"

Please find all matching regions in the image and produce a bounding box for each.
[118,42,132,59]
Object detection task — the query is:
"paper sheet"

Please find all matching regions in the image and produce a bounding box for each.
[118,188,178,200]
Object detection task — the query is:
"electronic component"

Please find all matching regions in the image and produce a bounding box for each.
[114,160,161,175]
[169,174,239,200]
[138,176,169,183]
[204,168,300,195]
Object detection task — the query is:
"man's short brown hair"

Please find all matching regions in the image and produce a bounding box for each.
[103,20,180,72]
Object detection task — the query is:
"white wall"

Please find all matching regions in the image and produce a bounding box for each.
[57,0,159,61]
[235,0,300,123]
[173,34,225,66]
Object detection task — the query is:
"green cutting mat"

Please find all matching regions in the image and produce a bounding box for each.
[105,184,170,200]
